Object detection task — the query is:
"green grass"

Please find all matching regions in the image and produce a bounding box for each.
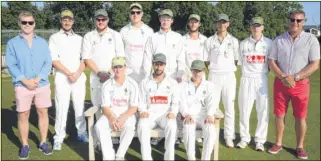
[1,67,320,160]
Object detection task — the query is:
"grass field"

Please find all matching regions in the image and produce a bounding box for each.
[1,67,320,160]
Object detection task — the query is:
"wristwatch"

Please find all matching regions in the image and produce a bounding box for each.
[294,74,300,81]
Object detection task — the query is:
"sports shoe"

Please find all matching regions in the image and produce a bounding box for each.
[151,138,161,146]
[94,141,101,153]
[236,141,248,149]
[53,142,62,151]
[18,145,30,160]
[77,133,89,143]
[115,156,125,160]
[225,139,234,148]
[38,142,53,155]
[296,148,308,159]
[112,137,120,144]
[268,144,283,154]
[255,143,264,151]
[196,137,203,143]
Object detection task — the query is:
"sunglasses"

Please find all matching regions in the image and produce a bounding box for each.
[21,21,35,25]
[289,18,304,23]
[96,18,107,22]
[130,11,142,15]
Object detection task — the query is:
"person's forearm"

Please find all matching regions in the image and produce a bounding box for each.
[268,59,286,79]
[120,106,138,119]
[103,107,114,119]
[52,61,71,75]
[84,59,99,74]
[76,61,86,74]
[296,60,320,80]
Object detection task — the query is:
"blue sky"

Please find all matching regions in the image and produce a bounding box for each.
[1,1,320,26]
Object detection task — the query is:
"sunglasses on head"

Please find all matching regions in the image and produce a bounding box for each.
[96,18,107,22]
[21,21,34,25]
[290,18,304,23]
[130,11,142,15]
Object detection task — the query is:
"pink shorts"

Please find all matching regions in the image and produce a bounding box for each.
[15,85,52,112]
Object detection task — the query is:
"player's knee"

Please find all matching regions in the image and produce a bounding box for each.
[166,120,177,130]
[137,118,150,130]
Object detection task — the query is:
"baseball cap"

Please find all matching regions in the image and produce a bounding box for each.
[112,56,126,67]
[250,16,264,26]
[159,9,173,17]
[152,53,166,63]
[188,14,200,21]
[60,9,74,19]
[130,3,142,10]
[190,60,205,70]
[95,9,108,18]
[216,13,229,22]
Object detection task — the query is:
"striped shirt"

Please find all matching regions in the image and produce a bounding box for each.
[268,31,320,75]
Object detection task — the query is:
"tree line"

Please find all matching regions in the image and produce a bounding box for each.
[1,1,303,40]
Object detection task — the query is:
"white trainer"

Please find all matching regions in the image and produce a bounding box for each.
[225,139,234,148]
[255,143,265,151]
[236,141,248,149]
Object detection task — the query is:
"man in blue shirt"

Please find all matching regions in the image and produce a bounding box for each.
[6,11,53,159]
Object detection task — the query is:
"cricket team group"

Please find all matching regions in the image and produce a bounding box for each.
[5,2,320,160]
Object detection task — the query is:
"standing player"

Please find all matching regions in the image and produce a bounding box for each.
[49,9,88,150]
[204,13,239,148]
[95,56,139,160]
[137,53,179,160]
[237,17,271,151]
[120,3,154,83]
[143,9,185,82]
[179,60,218,160]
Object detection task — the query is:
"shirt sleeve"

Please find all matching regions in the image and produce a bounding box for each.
[101,83,111,108]
[268,39,278,60]
[205,83,219,116]
[129,81,139,107]
[81,33,92,60]
[37,41,52,80]
[143,36,153,78]
[238,40,243,66]
[309,36,321,61]
[115,32,125,57]
[48,35,59,61]
[138,80,148,112]
[176,36,186,77]
[169,81,179,115]
[178,83,189,117]
[5,41,26,82]
[233,38,239,61]
[203,38,211,61]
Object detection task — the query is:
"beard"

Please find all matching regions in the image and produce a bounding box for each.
[189,28,199,33]
[154,69,164,76]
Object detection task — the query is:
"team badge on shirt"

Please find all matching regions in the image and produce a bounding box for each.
[124,88,128,95]
[108,38,112,44]
[203,90,207,95]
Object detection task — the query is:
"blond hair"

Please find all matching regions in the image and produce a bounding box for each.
[289,10,306,18]
[18,11,34,20]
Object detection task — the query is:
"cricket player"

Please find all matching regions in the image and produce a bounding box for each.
[180,14,208,144]
[179,60,218,160]
[120,3,154,83]
[237,17,272,151]
[204,13,239,148]
[95,56,139,160]
[143,9,185,82]
[137,53,179,160]
[49,10,88,150]
[82,9,125,112]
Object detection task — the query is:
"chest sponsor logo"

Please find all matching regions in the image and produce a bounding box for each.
[246,55,265,64]
[112,98,128,106]
[129,44,144,52]
[150,96,168,104]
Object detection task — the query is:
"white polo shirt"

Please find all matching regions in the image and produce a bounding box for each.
[204,33,239,73]
[120,23,154,74]
[179,79,218,118]
[182,33,207,68]
[139,74,180,118]
[49,29,83,73]
[238,35,272,77]
[101,76,139,117]
[143,29,185,77]
[82,28,125,80]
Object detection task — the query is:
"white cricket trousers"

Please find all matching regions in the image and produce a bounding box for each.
[183,114,216,160]
[95,115,136,160]
[238,74,269,144]
[53,73,87,143]
[137,113,177,160]
[208,72,236,140]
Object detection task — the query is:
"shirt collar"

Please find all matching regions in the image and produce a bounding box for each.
[213,32,231,41]
[159,28,172,35]
[94,27,112,36]
[286,30,305,39]
[128,22,145,30]
[111,76,127,86]
[185,32,201,40]
[249,34,264,43]
[188,77,206,86]
[19,32,37,39]
[59,29,75,35]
